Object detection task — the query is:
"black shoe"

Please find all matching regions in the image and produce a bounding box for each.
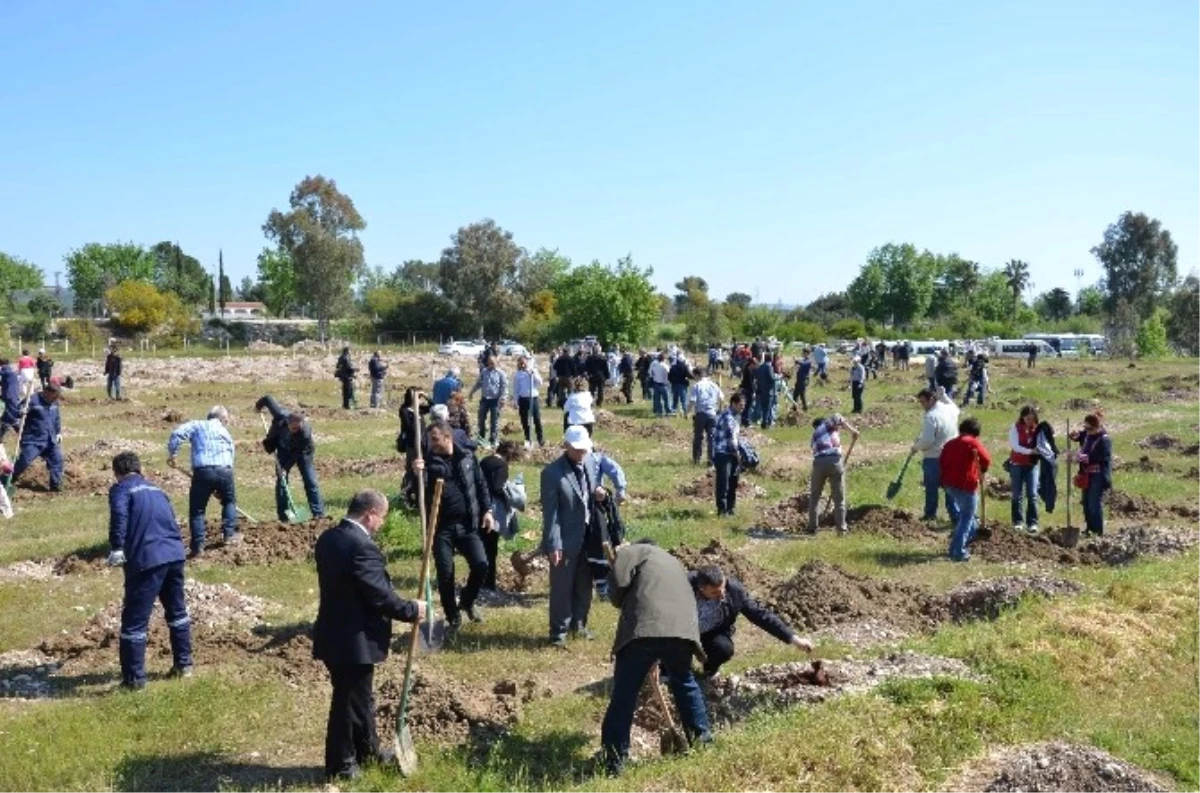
[445,617,462,640]
[187,547,204,560]
[464,605,484,624]
[168,665,193,679]
[328,765,362,782]
[120,679,146,692]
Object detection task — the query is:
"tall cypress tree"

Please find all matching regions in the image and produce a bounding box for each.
[218,250,227,316]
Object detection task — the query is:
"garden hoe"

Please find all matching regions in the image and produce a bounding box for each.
[886,450,917,501]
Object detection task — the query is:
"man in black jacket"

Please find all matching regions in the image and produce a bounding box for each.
[335,346,357,409]
[586,345,611,406]
[935,350,959,398]
[690,566,813,676]
[313,490,425,781]
[413,420,495,635]
[553,348,576,408]
[256,395,325,522]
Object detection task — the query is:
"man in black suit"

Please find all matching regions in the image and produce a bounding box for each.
[313,489,425,781]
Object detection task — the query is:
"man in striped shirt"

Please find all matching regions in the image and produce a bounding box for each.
[807,413,860,534]
[688,367,724,466]
[469,356,508,447]
[167,406,241,557]
[711,393,744,516]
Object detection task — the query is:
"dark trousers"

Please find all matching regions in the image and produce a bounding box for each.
[620,374,633,403]
[12,440,63,490]
[1083,476,1105,535]
[482,528,499,590]
[106,374,122,400]
[1038,457,1058,513]
[478,398,500,445]
[851,381,864,413]
[740,389,755,427]
[589,378,605,406]
[432,523,488,622]
[119,561,192,686]
[692,413,716,464]
[517,396,545,445]
[600,637,711,770]
[562,414,594,436]
[639,376,651,400]
[339,378,355,409]
[548,547,592,640]
[188,465,237,552]
[700,631,735,676]
[670,383,688,416]
[793,380,808,411]
[275,452,325,521]
[713,452,739,515]
[323,662,380,778]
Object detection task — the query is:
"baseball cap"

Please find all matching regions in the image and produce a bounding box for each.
[563,425,593,451]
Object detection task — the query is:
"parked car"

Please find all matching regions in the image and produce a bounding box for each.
[438,340,487,357]
[500,341,529,357]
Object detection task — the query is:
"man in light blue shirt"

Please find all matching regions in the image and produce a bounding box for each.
[167,406,240,557]
[469,356,508,447]
[688,367,724,466]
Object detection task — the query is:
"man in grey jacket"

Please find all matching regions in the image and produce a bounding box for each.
[601,540,712,776]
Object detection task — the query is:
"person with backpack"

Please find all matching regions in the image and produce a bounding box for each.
[334,347,357,409]
[1069,411,1112,536]
[1008,406,1042,535]
[939,417,991,562]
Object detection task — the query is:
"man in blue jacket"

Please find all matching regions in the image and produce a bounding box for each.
[256,395,325,522]
[106,451,193,690]
[11,383,62,491]
[0,358,21,442]
[431,367,462,407]
[755,356,779,429]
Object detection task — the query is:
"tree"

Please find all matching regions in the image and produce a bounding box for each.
[0,252,44,311]
[1035,287,1073,321]
[932,255,980,316]
[208,276,216,314]
[673,276,710,313]
[106,280,197,340]
[846,258,888,324]
[263,175,366,340]
[398,260,440,292]
[1077,285,1104,317]
[553,255,659,348]
[870,243,935,326]
[741,306,780,338]
[804,292,853,329]
[1002,259,1032,308]
[237,276,264,302]
[1092,211,1178,318]
[1135,309,1169,358]
[1165,276,1199,355]
[725,292,752,310]
[972,270,1020,323]
[518,248,571,301]
[437,219,525,338]
[218,250,230,314]
[64,242,155,311]
[150,242,209,306]
[1105,299,1140,358]
[256,248,296,316]
[829,317,867,340]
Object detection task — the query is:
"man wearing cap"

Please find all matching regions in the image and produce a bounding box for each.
[541,425,627,648]
[10,382,64,491]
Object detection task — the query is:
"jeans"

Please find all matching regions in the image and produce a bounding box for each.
[600,637,711,771]
[946,487,978,561]
[851,381,864,413]
[652,383,669,417]
[921,457,960,523]
[517,396,545,445]
[432,523,488,623]
[478,398,500,445]
[188,465,238,551]
[962,378,985,406]
[369,378,383,408]
[740,389,755,427]
[1083,475,1105,534]
[107,374,122,400]
[1010,463,1039,526]
[692,413,716,464]
[276,451,325,521]
[547,547,592,640]
[119,561,192,687]
[12,440,63,490]
[759,391,777,428]
[809,455,846,531]
[713,452,739,515]
[323,663,380,778]
[670,384,688,416]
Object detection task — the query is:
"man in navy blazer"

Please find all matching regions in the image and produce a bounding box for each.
[313,489,425,781]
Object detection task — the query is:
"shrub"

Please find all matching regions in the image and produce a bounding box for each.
[59,319,106,349]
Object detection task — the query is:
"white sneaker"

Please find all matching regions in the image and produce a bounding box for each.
[1027,523,1039,536]
[524,440,532,451]
[1013,523,1024,533]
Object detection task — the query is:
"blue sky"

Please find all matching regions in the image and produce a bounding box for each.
[2,0,1196,305]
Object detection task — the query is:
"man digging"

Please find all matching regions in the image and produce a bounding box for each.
[167,406,241,558]
[257,395,325,522]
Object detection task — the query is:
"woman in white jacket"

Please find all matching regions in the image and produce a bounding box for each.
[563,376,596,436]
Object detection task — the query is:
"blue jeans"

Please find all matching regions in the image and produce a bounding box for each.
[276,451,325,521]
[601,637,711,772]
[946,487,978,561]
[670,384,688,416]
[120,561,192,686]
[1083,475,1105,534]
[189,465,238,551]
[652,383,669,416]
[1010,464,1039,526]
[759,391,777,428]
[921,458,960,522]
[478,398,500,444]
[107,374,122,400]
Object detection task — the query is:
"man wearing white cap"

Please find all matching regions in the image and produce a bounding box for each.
[541,425,624,648]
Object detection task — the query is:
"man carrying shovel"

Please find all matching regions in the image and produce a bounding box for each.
[313,489,426,782]
[256,395,325,523]
[806,413,860,534]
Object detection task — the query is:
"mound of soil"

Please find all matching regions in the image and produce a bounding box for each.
[503,550,549,592]
[765,560,938,634]
[934,577,1083,623]
[1113,455,1162,473]
[1105,490,1200,521]
[678,469,766,501]
[197,516,338,565]
[52,545,109,575]
[375,669,521,745]
[969,527,1101,567]
[670,540,781,594]
[1062,397,1100,410]
[758,495,933,543]
[1137,433,1181,451]
[852,408,895,429]
[1073,524,1199,565]
[14,461,111,496]
[955,741,1169,792]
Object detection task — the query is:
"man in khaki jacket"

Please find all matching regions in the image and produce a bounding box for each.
[600,540,712,775]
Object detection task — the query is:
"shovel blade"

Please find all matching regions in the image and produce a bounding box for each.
[885,481,902,501]
[394,724,418,776]
[418,619,446,653]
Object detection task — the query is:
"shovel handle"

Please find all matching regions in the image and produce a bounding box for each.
[398,479,443,727]
[649,665,679,731]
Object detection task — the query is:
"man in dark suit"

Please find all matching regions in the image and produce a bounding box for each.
[313,489,425,781]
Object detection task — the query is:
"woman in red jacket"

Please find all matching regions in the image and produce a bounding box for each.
[1008,406,1041,534]
[940,416,991,562]
[1069,411,1112,536]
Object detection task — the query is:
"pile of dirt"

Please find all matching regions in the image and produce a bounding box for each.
[851,408,895,429]
[765,560,938,634]
[52,545,109,575]
[66,437,158,463]
[933,576,1083,623]
[14,461,112,496]
[1105,490,1199,521]
[758,495,933,543]
[986,476,1012,498]
[949,741,1169,792]
[1113,454,1163,473]
[1072,524,1199,565]
[1062,397,1100,410]
[0,649,61,699]
[375,669,521,745]
[678,469,766,501]
[969,527,1100,567]
[504,550,549,592]
[1136,433,1199,455]
[0,560,58,582]
[196,516,337,565]
[671,540,781,593]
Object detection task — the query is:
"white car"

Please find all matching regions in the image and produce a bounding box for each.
[500,341,529,357]
[438,340,486,357]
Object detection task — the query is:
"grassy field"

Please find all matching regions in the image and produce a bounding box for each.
[0,353,1195,791]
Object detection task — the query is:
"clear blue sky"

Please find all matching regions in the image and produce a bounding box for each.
[3,0,1196,305]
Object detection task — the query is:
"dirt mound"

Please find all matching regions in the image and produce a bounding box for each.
[52,545,109,575]
[196,516,337,565]
[969,527,1101,566]
[670,540,780,594]
[1105,490,1199,521]
[986,477,1012,498]
[66,437,158,463]
[375,669,521,745]
[852,408,895,429]
[758,494,933,542]
[950,741,1169,792]
[1062,397,1100,410]
[766,560,938,634]
[14,461,111,495]
[504,550,549,592]
[1113,454,1162,473]
[1074,524,1199,565]
[1136,433,1199,454]
[678,469,766,501]
[934,577,1083,623]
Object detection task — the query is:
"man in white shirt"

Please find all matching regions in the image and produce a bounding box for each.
[688,367,724,465]
[648,353,670,418]
[911,387,960,525]
[511,356,545,448]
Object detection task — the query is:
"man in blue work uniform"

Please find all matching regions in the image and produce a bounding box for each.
[0,357,21,442]
[256,395,325,522]
[106,451,193,690]
[10,383,63,490]
[431,367,462,407]
[167,405,240,557]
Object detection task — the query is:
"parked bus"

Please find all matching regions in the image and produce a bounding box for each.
[990,338,1056,358]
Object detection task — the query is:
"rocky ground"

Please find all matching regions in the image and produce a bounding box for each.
[944,741,1170,792]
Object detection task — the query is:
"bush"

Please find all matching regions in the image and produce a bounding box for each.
[1135,309,1169,359]
[59,319,106,349]
[828,318,866,340]
[776,320,825,345]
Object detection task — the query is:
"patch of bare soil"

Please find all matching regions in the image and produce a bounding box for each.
[852,408,895,429]
[314,455,405,479]
[1068,524,1199,565]
[678,469,766,501]
[758,494,935,543]
[1105,489,1200,521]
[945,741,1169,792]
[1137,433,1182,451]
[592,409,687,442]
[375,668,522,745]
[65,438,158,463]
[0,560,58,582]
[969,526,1101,566]
[503,549,549,593]
[935,577,1083,623]
[198,516,337,566]
[1062,397,1100,410]
[14,460,112,496]
[670,540,781,594]
[1113,454,1163,473]
[765,560,939,634]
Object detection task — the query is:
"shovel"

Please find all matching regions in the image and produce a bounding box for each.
[975,450,992,542]
[2,389,35,499]
[177,464,258,524]
[886,450,916,501]
[649,665,689,755]
[259,412,309,523]
[1061,419,1080,548]
[408,400,447,654]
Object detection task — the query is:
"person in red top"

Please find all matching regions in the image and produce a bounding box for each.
[940,416,991,562]
[16,349,36,396]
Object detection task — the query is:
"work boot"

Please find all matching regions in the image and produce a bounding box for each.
[168,665,194,679]
[464,605,484,624]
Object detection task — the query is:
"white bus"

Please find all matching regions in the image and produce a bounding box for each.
[990,338,1055,358]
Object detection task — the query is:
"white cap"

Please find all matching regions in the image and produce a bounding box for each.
[563,425,593,451]
[38,348,45,354]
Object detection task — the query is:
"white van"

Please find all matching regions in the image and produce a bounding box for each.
[988,339,1055,358]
